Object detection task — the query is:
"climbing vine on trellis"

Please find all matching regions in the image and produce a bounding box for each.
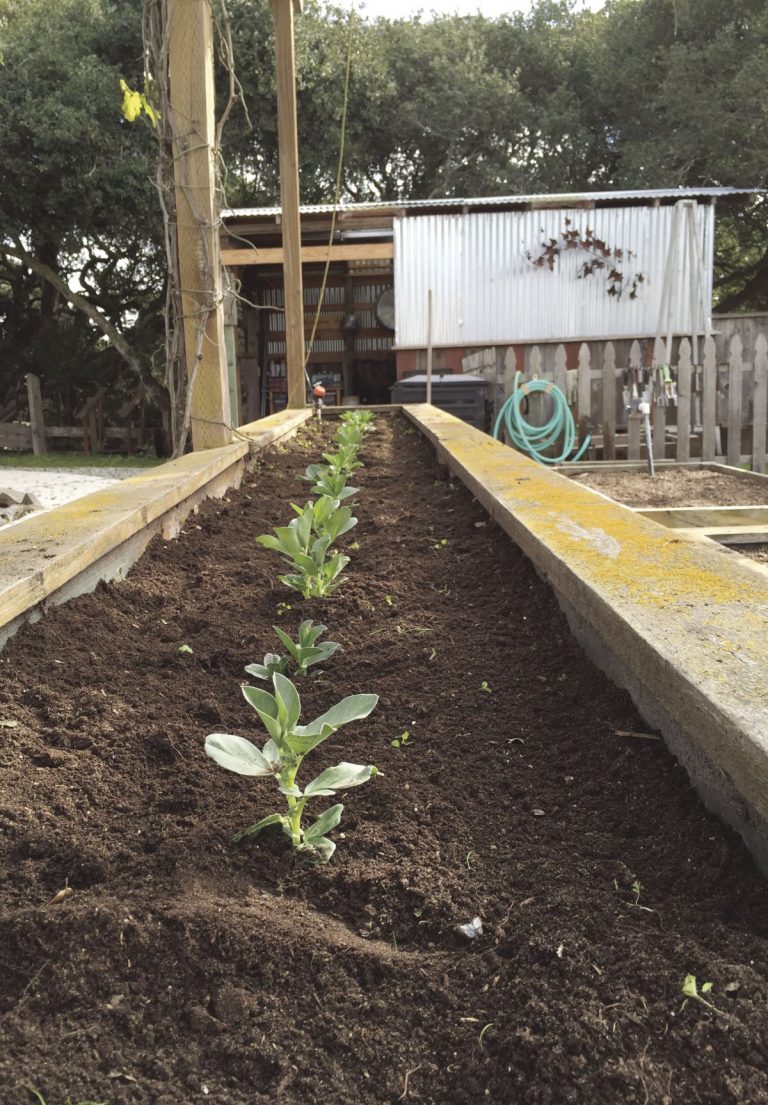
[527,218,645,299]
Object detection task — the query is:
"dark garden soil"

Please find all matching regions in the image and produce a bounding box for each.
[733,543,768,564]
[570,468,768,508]
[1,415,768,1105]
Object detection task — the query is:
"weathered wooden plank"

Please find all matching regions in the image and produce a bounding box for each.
[753,333,767,474]
[728,335,744,466]
[677,338,692,463]
[220,242,395,267]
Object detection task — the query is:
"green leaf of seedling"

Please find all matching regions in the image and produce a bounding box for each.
[311,533,332,566]
[279,574,311,595]
[304,762,379,797]
[262,739,281,768]
[273,625,300,661]
[301,835,337,863]
[300,693,379,736]
[278,782,303,797]
[292,552,320,575]
[283,722,337,756]
[293,506,314,549]
[273,673,302,731]
[242,685,277,718]
[256,534,282,552]
[323,553,350,583]
[299,620,324,645]
[178,643,194,655]
[205,733,275,776]
[304,803,343,842]
[232,813,286,843]
[244,663,269,680]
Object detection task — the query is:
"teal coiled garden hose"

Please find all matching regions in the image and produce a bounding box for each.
[492,372,592,465]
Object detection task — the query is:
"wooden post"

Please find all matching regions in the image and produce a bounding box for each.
[652,336,666,461]
[602,342,616,461]
[272,0,306,410]
[426,289,433,405]
[727,335,744,466]
[553,344,567,407]
[168,0,231,449]
[627,340,642,460]
[25,373,47,456]
[676,338,692,462]
[753,333,767,474]
[702,335,717,462]
[527,346,544,427]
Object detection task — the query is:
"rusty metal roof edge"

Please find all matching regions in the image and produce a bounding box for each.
[222,187,762,221]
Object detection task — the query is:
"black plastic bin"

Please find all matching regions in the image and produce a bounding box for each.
[390,373,488,430]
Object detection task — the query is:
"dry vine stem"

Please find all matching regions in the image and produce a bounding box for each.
[142,0,246,457]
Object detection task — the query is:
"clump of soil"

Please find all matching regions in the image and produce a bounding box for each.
[571,467,768,508]
[1,416,768,1105]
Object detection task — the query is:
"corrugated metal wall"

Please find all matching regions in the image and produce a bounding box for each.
[394,204,714,347]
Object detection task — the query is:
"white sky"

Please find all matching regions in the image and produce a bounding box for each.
[327,0,604,18]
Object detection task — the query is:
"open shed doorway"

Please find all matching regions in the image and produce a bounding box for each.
[236,260,395,417]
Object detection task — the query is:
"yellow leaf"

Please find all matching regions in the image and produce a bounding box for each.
[120,79,143,123]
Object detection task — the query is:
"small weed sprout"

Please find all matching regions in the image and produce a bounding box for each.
[391,729,413,749]
[432,538,448,550]
[178,644,194,655]
[206,673,379,863]
[276,602,292,617]
[480,680,492,693]
[681,974,726,1015]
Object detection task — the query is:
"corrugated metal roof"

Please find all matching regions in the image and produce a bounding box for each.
[223,187,759,221]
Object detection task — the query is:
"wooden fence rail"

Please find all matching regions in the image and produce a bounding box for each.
[464,332,768,471]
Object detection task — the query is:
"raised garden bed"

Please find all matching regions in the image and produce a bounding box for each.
[1,415,768,1104]
[568,467,768,509]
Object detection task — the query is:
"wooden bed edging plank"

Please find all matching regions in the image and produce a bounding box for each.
[0,408,311,649]
[404,404,768,875]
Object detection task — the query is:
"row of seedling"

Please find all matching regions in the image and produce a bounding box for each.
[205,410,381,863]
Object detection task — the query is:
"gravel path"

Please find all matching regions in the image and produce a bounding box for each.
[0,466,148,513]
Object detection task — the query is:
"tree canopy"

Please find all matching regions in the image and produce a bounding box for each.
[1,0,766,424]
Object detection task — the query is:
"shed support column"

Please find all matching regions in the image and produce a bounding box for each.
[271,0,306,410]
[168,0,231,450]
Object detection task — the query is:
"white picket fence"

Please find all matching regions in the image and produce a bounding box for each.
[464,333,768,470]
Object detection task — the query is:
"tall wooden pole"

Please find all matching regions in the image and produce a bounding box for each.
[271,0,306,409]
[168,0,231,449]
